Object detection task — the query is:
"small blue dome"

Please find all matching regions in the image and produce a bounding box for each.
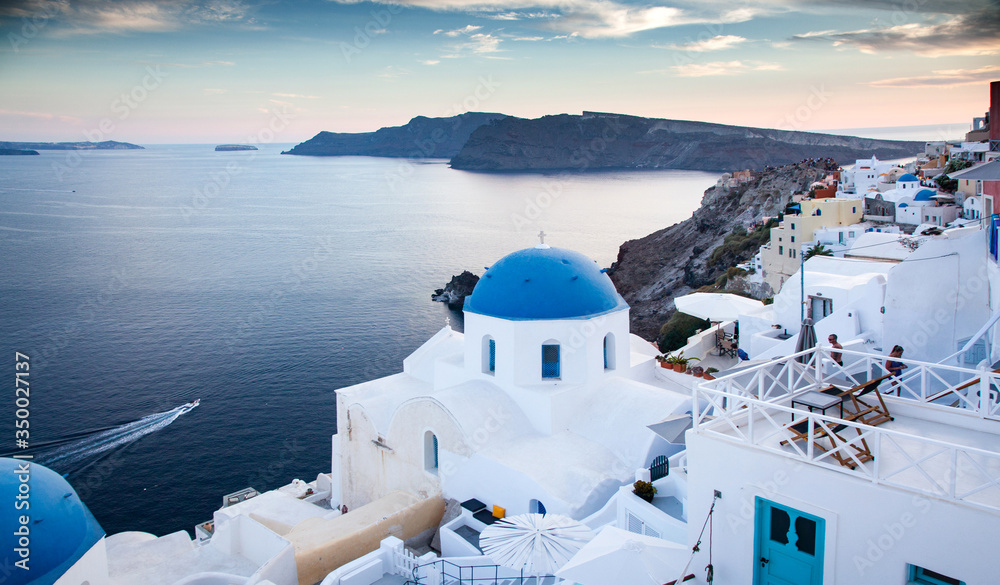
[0,458,104,585]
[465,246,628,320]
[897,173,919,182]
[914,189,936,201]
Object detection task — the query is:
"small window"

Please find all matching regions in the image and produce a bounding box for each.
[791,236,795,243]
[791,223,795,229]
[542,344,560,378]
[482,336,496,374]
[815,209,822,216]
[849,231,855,237]
[852,206,857,213]
[603,333,616,370]
[908,565,965,585]
[489,339,496,372]
[424,431,439,474]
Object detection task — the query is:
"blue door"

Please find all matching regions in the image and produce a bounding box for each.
[754,498,825,585]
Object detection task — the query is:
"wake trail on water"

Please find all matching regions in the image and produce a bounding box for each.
[17,401,199,474]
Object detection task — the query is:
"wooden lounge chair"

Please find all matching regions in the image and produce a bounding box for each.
[779,417,874,469]
[818,373,894,426]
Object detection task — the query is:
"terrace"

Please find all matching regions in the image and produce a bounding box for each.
[692,348,1000,513]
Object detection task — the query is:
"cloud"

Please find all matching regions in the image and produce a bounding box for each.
[421,59,440,65]
[435,24,482,36]
[512,36,545,41]
[453,32,502,54]
[670,60,783,77]
[0,0,259,36]
[662,34,747,52]
[790,4,1000,56]
[865,65,1000,88]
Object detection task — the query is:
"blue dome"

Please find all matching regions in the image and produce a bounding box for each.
[465,246,628,320]
[914,189,936,201]
[897,173,919,182]
[0,458,104,585]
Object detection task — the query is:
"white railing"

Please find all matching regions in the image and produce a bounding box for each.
[708,347,1000,420]
[692,385,1000,513]
[392,545,420,577]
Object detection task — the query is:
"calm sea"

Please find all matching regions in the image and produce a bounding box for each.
[0,144,716,536]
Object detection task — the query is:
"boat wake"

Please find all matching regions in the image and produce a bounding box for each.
[17,400,200,474]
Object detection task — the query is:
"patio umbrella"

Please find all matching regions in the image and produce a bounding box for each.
[555,526,690,585]
[480,513,594,576]
[647,414,692,444]
[674,293,762,322]
[795,317,817,363]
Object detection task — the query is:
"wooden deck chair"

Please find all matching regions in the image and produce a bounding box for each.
[779,418,874,469]
[818,373,894,426]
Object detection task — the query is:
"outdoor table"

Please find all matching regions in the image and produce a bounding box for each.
[791,390,843,421]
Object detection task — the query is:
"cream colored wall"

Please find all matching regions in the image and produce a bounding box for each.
[288,491,445,585]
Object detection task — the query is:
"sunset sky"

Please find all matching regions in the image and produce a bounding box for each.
[1,0,997,143]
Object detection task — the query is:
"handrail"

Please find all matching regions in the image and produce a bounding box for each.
[410,558,557,585]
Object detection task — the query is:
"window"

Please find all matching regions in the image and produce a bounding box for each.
[908,565,965,585]
[849,231,855,238]
[852,206,857,213]
[815,209,822,216]
[542,344,560,378]
[424,431,439,474]
[809,296,833,319]
[603,333,616,370]
[779,246,783,255]
[790,236,795,243]
[529,499,547,515]
[482,336,496,374]
[791,223,795,229]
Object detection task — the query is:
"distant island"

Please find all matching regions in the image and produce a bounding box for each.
[215,144,258,151]
[0,140,143,151]
[282,112,507,158]
[284,111,924,172]
[450,113,925,172]
[0,148,39,155]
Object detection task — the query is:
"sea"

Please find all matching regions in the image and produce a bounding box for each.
[0,144,717,536]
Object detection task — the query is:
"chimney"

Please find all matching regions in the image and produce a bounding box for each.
[991,80,1000,149]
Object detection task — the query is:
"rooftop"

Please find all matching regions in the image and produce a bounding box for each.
[692,348,1000,514]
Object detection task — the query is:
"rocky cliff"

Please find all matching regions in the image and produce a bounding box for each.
[282,112,507,158]
[432,271,480,309]
[608,160,839,340]
[450,113,922,171]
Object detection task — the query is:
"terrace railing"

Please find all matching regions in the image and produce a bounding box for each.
[693,358,1000,513]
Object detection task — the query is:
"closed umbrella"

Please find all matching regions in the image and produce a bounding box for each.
[555,526,689,585]
[795,317,817,364]
[480,513,594,576]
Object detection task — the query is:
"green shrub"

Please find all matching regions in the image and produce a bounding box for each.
[633,480,657,503]
[658,312,711,353]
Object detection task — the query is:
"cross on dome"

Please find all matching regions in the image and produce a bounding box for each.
[536,230,550,249]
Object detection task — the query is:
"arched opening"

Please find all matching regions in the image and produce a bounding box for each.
[604,333,616,370]
[482,335,496,375]
[541,341,560,379]
[529,499,547,515]
[424,431,438,474]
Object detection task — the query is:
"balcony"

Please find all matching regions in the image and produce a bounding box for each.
[692,348,1000,513]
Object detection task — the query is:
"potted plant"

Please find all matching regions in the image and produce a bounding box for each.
[704,367,719,380]
[655,355,670,369]
[633,480,657,503]
[691,365,704,378]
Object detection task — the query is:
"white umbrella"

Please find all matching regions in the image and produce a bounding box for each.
[555,526,690,585]
[674,292,762,322]
[480,513,594,576]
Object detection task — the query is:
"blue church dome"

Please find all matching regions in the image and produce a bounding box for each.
[914,189,936,201]
[897,173,919,182]
[465,246,628,320]
[0,458,104,585]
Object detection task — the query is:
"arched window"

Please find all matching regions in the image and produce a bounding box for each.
[424,431,438,474]
[482,336,495,374]
[529,499,547,515]
[604,333,616,370]
[542,342,560,378]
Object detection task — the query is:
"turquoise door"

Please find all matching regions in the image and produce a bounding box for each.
[754,498,825,585]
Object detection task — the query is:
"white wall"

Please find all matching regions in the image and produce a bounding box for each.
[685,431,1000,585]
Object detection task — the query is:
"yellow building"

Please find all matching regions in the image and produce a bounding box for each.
[760,198,864,292]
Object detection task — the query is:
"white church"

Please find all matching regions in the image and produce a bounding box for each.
[332,240,691,519]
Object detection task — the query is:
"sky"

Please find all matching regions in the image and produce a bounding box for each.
[0,0,998,144]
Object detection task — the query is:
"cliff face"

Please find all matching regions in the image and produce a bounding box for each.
[282,112,507,158]
[608,160,837,340]
[450,114,923,171]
